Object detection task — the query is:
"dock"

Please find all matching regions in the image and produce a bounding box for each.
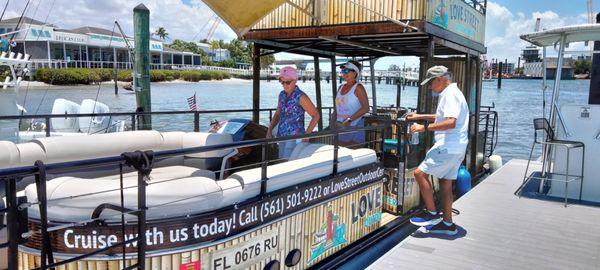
[368,159,600,270]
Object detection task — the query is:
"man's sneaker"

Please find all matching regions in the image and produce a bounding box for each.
[422,222,458,235]
[409,210,442,226]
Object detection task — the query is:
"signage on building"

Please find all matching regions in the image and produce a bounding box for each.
[54,32,87,44]
[88,34,131,48]
[21,27,53,41]
[426,0,486,44]
[150,40,163,52]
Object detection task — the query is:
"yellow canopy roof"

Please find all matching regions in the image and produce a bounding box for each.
[202,0,286,36]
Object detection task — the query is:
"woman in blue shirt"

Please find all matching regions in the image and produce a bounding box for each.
[267,66,320,159]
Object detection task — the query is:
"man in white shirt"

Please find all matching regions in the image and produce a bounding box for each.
[407,65,469,235]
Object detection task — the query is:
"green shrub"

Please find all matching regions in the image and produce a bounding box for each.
[35,68,230,84]
[117,70,133,82]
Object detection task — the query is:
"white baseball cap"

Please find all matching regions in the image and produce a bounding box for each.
[340,62,360,74]
[420,65,449,86]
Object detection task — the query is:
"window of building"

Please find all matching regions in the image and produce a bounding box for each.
[0,28,5,34]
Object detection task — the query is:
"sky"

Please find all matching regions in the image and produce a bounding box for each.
[2,0,596,70]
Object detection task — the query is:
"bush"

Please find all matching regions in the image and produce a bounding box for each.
[35,68,229,85]
[117,70,133,82]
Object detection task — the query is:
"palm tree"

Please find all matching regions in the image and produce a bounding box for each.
[154,27,169,41]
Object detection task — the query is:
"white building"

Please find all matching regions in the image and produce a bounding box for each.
[196,42,231,62]
[0,16,202,70]
[523,57,575,79]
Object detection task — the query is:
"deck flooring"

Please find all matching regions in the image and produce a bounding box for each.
[368,159,600,270]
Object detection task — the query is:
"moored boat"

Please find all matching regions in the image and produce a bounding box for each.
[0,1,493,269]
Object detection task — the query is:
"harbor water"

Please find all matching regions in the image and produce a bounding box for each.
[8,78,591,162]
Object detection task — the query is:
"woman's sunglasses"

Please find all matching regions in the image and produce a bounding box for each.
[280,80,294,85]
[340,68,351,75]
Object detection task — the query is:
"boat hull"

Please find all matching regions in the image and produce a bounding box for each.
[17,165,386,269]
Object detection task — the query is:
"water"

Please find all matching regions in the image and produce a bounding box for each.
[9,78,591,161]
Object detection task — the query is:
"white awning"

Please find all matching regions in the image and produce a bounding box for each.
[520,23,600,47]
[201,0,286,36]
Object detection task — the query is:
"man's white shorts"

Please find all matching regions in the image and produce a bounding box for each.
[418,144,464,180]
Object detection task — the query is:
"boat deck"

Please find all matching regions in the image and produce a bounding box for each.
[368,159,600,270]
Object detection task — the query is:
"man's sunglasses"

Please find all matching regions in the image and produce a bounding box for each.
[280,80,294,85]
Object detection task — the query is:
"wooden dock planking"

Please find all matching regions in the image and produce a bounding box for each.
[368,159,600,270]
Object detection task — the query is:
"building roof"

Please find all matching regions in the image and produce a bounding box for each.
[69,26,126,37]
[0,16,53,26]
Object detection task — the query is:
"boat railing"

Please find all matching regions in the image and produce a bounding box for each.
[0,123,387,270]
[0,106,336,139]
[479,103,499,158]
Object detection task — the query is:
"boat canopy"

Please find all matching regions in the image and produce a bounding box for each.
[201,0,285,36]
[520,23,600,47]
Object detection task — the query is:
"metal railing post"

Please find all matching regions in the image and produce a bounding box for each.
[194,111,200,132]
[137,168,147,269]
[131,115,137,131]
[260,143,268,196]
[5,177,19,270]
[34,160,53,269]
[45,117,51,137]
[333,130,339,175]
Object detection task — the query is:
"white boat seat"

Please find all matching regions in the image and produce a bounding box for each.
[228,144,376,202]
[25,166,218,222]
[20,142,377,223]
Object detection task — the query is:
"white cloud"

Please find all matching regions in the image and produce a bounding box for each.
[485,1,589,63]
[4,0,237,42]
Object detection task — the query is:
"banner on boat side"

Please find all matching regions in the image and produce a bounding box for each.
[25,163,386,254]
[425,0,486,44]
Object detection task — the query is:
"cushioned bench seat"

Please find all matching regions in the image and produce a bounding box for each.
[20,141,377,223]
[25,166,218,222]
[229,144,377,202]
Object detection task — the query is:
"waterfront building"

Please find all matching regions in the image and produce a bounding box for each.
[0,16,202,70]
[491,61,515,75]
[196,42,231,62]
[522,46,541,63]
[523,57,575,79]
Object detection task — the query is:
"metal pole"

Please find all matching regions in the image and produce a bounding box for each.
[252,44,261,123]
[588,12,600,104]
[113,47,118,95]
[86,45,90,68]
[314,56,323,130]
[549,34,566,129]
[6,177,18,270]
[46,40,51,63]
[396,79,401,107]
[542,47,548,119]
[370,58,378,113]
[134,4,152,129]
[540,34,567,193]
[331,56,338,122]
[137,169,147,269]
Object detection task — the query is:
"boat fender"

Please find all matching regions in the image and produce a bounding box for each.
[489,155,503,172]
[456,165,471,196]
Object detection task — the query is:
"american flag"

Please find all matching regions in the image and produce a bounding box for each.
[187,93,197,111]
